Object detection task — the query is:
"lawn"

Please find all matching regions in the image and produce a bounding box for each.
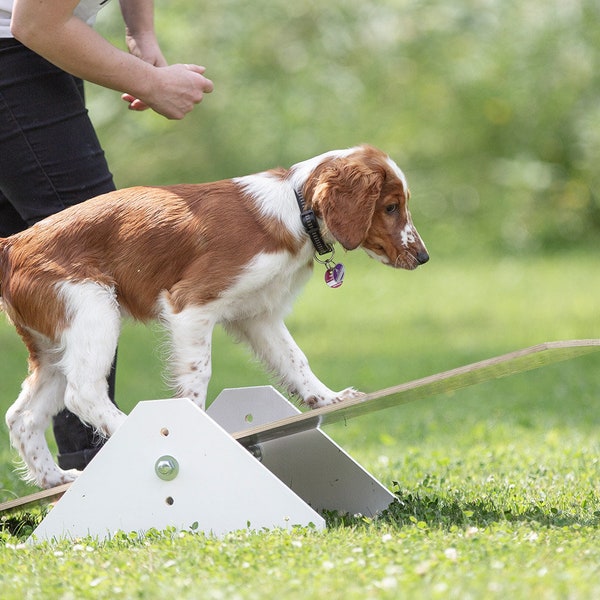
[1,250,599,599]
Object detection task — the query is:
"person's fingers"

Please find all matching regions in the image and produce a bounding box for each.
[121,93,149,111]
[121,64,214,118]
[183,63,207,74]
[184,64,215,93]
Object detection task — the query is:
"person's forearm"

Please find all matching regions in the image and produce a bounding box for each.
[11,0,213,119]
[11,0,156,100]
[119,0,156,37]
[118,0,166,67]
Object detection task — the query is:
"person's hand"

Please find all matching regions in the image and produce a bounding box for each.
[120,30,213,119]
[121,93,149,112]
[122,62,214,119]
[125,30,168,67]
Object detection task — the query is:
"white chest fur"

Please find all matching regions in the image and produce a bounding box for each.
[216,250,314,323]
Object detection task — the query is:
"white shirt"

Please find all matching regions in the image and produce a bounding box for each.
[0,0,111,38]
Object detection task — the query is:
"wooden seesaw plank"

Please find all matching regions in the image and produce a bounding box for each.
[233,339,600,447]
[0,483,70,514]
[1,339,598,515]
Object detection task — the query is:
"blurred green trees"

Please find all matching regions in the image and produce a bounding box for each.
[90,0,600,255]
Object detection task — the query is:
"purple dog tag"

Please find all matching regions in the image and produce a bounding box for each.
[324,263,345,288]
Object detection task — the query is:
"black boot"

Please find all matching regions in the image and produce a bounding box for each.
[54,353,117,471]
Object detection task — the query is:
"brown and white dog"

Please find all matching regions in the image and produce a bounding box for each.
[1,145,428,489]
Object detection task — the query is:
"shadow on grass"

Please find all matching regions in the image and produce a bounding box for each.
[326,486,600,530]
[0,508,43,540]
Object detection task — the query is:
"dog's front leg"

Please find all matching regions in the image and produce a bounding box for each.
[225,317,364,408]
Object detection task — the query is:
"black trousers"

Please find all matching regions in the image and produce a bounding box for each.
[0,38,118,470]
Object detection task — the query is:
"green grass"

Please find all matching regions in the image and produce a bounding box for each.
[1,251,600,598]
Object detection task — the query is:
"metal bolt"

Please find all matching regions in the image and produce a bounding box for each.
[247,444,263,462]
[155,455,179,481]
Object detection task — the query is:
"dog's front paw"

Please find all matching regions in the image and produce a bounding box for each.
[335,387,367,404]
[305,387,366,409]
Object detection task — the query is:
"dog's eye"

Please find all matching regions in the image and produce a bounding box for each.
[385,204,399,214]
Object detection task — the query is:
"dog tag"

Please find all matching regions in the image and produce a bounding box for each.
[324,263,345,288]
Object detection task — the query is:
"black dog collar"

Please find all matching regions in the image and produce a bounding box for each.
[294,188,333,256]
[294,188,345,288]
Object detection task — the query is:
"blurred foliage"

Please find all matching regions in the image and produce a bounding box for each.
[89,0,600,256]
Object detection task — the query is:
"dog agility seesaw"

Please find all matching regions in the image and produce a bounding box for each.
[1,339,598,542]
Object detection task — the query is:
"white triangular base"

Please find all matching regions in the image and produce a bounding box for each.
[208,386,395,517]
[32,398,324,542]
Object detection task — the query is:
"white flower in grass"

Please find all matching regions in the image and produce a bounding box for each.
[415,560,433,576]
[375,577,397,590]
[444,547,458,561]
[6,543,27,550]
[378,455,390,467]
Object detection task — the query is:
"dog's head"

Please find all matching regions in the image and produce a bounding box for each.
[305,145,429,270]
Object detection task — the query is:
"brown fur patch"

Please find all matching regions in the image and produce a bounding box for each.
[0,179,303,335]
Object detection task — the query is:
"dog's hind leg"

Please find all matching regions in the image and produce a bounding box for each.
[5,363,77,488]
[160,302,216,410]
[57,281,127,441]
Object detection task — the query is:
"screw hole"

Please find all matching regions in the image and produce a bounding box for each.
[166,496,174,506]
[244,414,253,423]
[160,428,169,437]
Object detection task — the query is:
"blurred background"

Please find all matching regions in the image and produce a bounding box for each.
[90,0,600,258]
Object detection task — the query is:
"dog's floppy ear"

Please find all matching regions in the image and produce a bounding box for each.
[313,157,385,250]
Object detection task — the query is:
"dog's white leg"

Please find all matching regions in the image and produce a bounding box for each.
[58,281,127,439]
[5,365,78,489]
[226,317,364,408]
[160,303,216,410]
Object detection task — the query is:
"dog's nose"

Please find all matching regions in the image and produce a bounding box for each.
[416,250,430,265]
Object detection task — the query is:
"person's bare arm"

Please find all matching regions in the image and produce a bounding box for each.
[11,0,213,119]
[119,0,166,66]
[118,0,167,111]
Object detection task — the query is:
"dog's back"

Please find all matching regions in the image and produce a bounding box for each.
[0,175,314,331]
